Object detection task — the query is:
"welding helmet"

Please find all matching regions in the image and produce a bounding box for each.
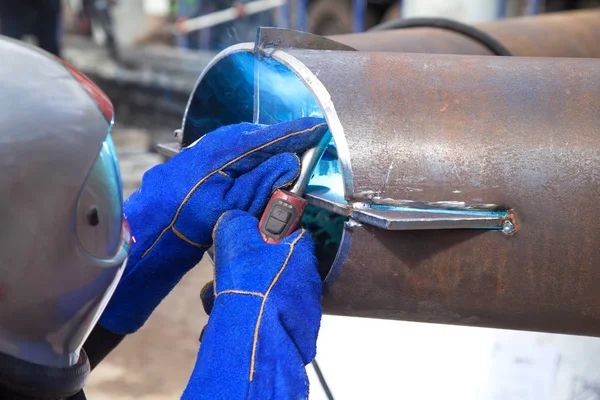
[0,37,130,398]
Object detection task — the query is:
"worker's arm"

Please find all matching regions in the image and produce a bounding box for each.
[86,118,327,363]
[183,210,322,399]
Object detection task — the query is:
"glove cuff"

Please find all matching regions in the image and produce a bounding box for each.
[99,230,207,335]
[183,294,263,399]
[186,291,314,399]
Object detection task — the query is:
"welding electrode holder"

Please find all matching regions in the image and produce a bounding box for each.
[259,133,331,244]
[259,189,308,244]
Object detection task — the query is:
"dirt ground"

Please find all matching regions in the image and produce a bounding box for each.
[85,261,212,400]
[85,128,210,400]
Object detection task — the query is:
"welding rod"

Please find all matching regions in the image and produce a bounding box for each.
[290,133,331,195]
[176,0,285,34]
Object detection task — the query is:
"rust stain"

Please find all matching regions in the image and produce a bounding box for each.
[293,32,600,337]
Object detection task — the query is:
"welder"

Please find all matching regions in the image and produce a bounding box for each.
[0,35,326,399]
[176,0,275,51]
[0,0,63,56]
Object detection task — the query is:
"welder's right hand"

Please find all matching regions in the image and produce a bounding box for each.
[99,118,328,335]
[183,210,322,400]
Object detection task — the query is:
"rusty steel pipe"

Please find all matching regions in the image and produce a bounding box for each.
[177,42,600,336]
[330,10,600,58]
[275,49,600,336]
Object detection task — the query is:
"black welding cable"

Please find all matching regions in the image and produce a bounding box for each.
[312,359,335,400]
[368,17,513,56]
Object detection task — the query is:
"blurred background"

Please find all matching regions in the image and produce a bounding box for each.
[4,0,599,156]
[2,1,600,399]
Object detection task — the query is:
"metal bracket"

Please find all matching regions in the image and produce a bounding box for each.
[351,206,517,234]
[303,182,517,234]
[254,28,356,53]
[156,128,184,158]
[156,142,180,158]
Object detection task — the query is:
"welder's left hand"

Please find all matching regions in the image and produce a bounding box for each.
[99,118,328,335]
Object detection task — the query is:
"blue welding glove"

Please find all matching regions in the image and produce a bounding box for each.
[99,118,328,335]
[182,210,322,400]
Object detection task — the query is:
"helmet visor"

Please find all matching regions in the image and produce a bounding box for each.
[76,133,130,261]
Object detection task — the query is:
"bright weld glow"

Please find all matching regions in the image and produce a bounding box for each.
[230,53,345,195]
[196,49,350,278]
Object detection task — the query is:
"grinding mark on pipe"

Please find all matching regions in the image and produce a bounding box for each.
[351,194,505,212]
[381,161,394,195]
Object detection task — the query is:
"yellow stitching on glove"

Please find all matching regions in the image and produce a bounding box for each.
[218,170,231,178]
[216,290,265,299]
[211,212,229,295]
[211,213,229,243]
[140,123,326,259]
[172,226,211,248]
[249,228,306,382]
[273,154,302,192]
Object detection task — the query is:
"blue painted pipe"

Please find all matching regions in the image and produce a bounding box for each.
[297,0,309,31]
[529,0,540,15]
[353,0,366,32]
[497,0,507,19]
[176,0,191,49]
[279,0,290,28]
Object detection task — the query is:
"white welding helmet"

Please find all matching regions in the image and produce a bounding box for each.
[0,37,130,398]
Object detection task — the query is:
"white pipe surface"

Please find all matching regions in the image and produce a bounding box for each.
[179,0,285,33]
[401,0,501,23]
[143,0,171,16]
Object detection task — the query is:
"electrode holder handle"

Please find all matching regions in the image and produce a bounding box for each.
[259,189,308,244]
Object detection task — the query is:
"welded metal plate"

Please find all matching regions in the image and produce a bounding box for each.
[352,208,506,230]
[255,28,356,52]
